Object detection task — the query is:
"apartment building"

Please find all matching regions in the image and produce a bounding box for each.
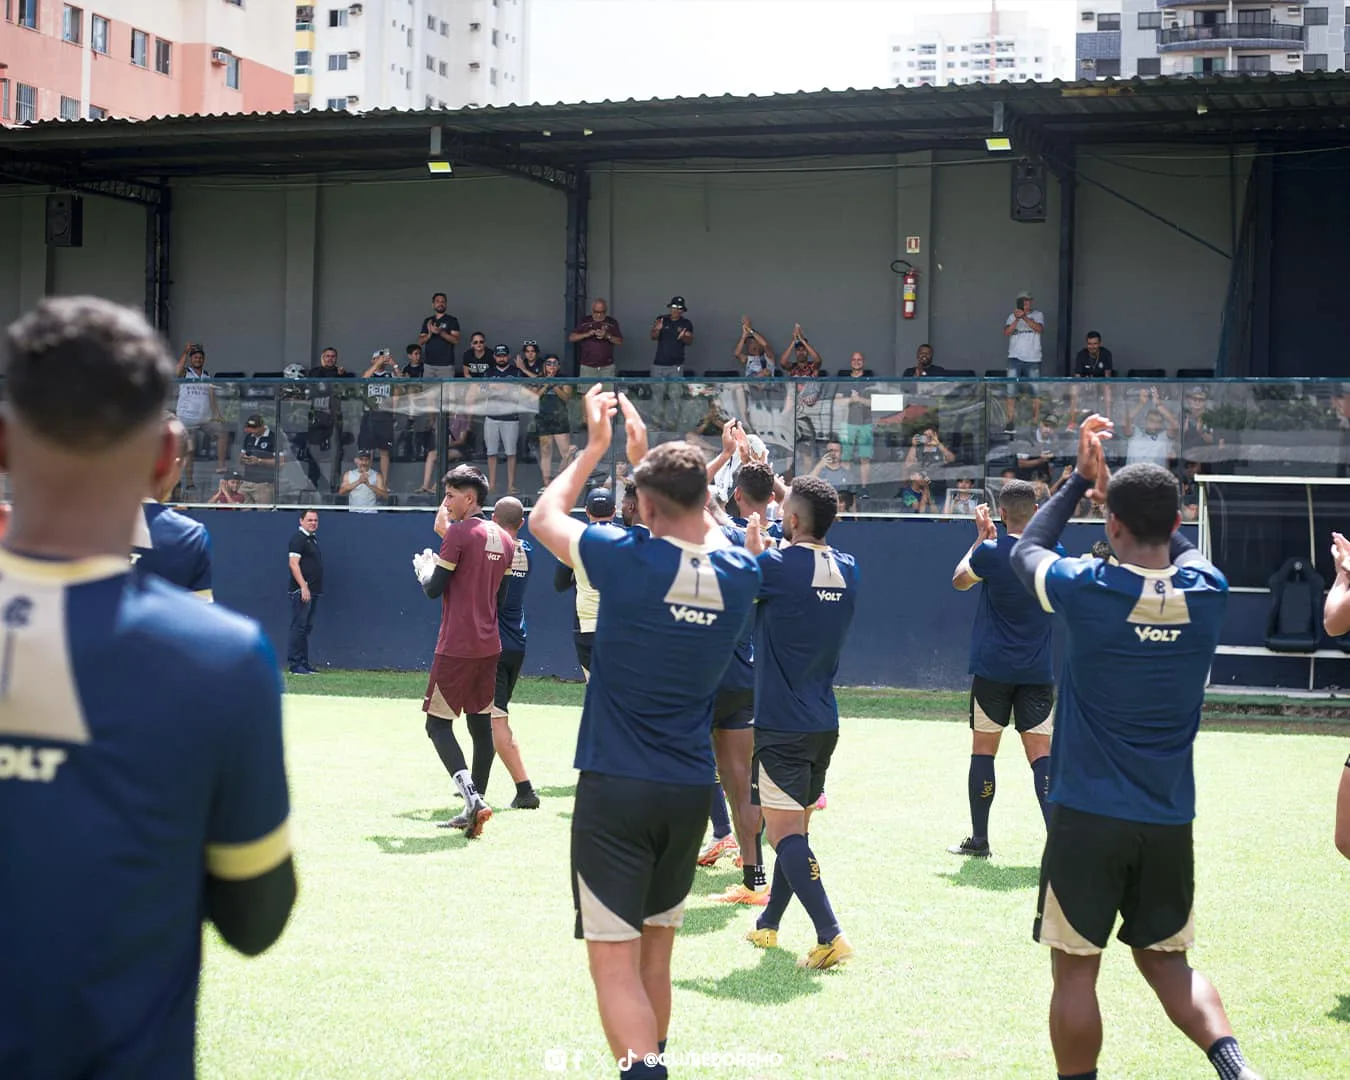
[889,9,1070,89]
[295,0,529,113]
[1076,1,1347,80]
[0,0,292,125]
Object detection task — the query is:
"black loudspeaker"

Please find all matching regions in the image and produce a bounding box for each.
[45,194,84,248]
[1010,158,1047,223]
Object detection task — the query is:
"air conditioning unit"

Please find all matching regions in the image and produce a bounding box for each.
[210,48,230,65]
[346,94,360,104]
[1081,11,1095,21]
[468,61,480,70]
[347,50,361,60]
[348,3,363,13]
[469,21,481,30]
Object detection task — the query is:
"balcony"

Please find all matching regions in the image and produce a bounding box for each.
[1158,21,1306,52]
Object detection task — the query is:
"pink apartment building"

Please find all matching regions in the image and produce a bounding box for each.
[0,0,291,124]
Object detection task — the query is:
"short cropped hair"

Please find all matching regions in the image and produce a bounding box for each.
[735,461,775,504]
[1106,463,1179,546]
[788,475,838,539]
[444,464,489,507]
[998,478,1039,526]
[632,442,708,511]
[493,497,524,531]
[5,297,173,452]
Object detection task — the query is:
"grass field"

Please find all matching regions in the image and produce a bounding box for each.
[197,679,1350,1079]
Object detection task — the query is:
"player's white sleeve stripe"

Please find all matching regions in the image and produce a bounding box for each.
[194,589,215,603]
[569,532,592,590]
[1032,554,1058,614]
[956,557,981,583]
[206,819,292,881]
[436,557,456,571]
[288,552,302,560]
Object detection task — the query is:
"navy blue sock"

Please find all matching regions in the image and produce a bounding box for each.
[657,1039,666,1054]
[757,854,794,930]
[774,833,841,944]
[1031,755,1051,828]
[622,1062,665,1079]
[968,754,996,843]
[1058,1072,1096,1080]
[1207,1036,1248,1080]
[709,783,732,840]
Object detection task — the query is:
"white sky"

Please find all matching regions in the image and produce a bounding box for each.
[526,0,1078,105]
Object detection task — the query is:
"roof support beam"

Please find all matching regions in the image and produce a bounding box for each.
[0,162,165,205]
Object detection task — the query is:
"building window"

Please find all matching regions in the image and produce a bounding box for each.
[131,29,148,67]
[439,20,447,35]
[1096,58,1122,76]
[88,104,105,119]
[405,71,411,89]
[91,13,107,53]
[59,95,79,120]
[1138,11,1161,31]
[425,54,434,70]
[295,49,312,74]
[1097,13,1121,32]
[62,4,81,43]
[18,0,37,29]
[0,80,9,121]
[1137,57,1162,77]
[225,53,240,89]
[328,53,348,70]
[491,28,499,45]
[996,57,1016,68]
[426,14,434,29]
[328,8,346,28]
[1304,52,1329,69]
[489,66,497,85]
[155,39,171,75]
[16,83,36,124]
[225,0,242,6]
[325,97,347,110]
[918,43,936,55]
[405,27,411,45]
[1236,55,1271,71]
[296,5,314,31]
[917,60,936,71]
[1305,6,1329,26]
[438,60,447,76]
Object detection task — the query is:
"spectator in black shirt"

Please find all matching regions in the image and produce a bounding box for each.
[902,343,949,377]
[239,413,279,506]
[303,347,354,493]
[418,293,461,376]
[1071,330,1115,418]
[461,332,491,379]
[403,343,425,379]
[650,296,694,376]
[483,344,525,496]
[286,510,322,675]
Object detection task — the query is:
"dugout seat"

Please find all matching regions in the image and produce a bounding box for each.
[1125,368,1166,379]
[1265,557,1326,653]
[1176,368,1215,381]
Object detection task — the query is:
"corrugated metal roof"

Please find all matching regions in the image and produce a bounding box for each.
[2,73,1348,181]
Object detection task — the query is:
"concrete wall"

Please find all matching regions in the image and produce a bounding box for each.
[48,194,145,309]
[0,193,22,332]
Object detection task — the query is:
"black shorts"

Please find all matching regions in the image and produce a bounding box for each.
[358,411,394,451]
[970,675,1054,736]
[713,688,754,731]
[575,632,594,675]
[1034,805,1195,955]
[571,772,711,941]
[492,649,525,717]
[751,728,838,812]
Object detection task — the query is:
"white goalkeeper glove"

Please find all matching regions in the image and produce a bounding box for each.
[412,548,437,586]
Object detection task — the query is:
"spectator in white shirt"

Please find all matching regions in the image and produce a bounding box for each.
[175,343,228,493]
[1003,292,1045,431]
[339,449,387,513]
[1122,388,1179,469]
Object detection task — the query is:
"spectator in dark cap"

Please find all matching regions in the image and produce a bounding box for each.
[238,413,278,506]
[651,296,694,377]
[208,470,255,507]
[553,487,617,682]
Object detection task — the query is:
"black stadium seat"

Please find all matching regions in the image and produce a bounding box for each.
[212,371,245,379]
[1176,368,1215,381]
[702,369,740,378]
[616,369,648,379]
[943,369,977,377]
[1125,368,1166,379]
[835,369,875,377]
[1265,557,1325,653]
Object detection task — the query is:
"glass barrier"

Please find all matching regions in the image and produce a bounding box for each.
[163,374,1350,517]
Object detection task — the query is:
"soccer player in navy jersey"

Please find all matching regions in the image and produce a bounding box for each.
[486,496,540,810]
[131,414,214,600]
[948,480,1060,857]
[1010,417,1262,1080]
[743,475,859,971]
[415,464,514,839]
[0,297,295,1079]
[530,386,760,1080]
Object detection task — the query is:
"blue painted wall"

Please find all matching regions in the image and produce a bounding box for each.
[189,510,1115,691]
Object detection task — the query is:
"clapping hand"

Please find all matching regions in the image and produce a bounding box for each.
[412,548,437,586]
[1076,414,1114,504]
[1332,532,1350,578]
[582,383,618,457]
[974,503,997,543]
[745,512,766,556]
[618,392,649,466]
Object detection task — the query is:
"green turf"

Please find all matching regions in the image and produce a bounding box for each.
[197,694,1350,1079]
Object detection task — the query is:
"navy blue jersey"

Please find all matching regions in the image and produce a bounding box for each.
[717,524,755,692]
[0,549,290,1079]
[498,536,531,653]
[570,524,760,785]
[131,500,213,600]
[1033,553,1228,825]
[754,543,860,733]
[730,516,784,542]
[966,533,1062,684]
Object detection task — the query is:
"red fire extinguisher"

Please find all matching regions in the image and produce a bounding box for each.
[892,259,919,320]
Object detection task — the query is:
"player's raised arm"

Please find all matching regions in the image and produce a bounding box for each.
[1011,416,1113,605]
[953,504,997,591]
[1325,532,1350,637]
[530,385,617,567]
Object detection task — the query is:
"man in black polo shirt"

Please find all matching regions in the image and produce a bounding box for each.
[483,344,524,496]
[303,347,354,493]
[286,510,323,676]
[650,296,694,377]
[418,293,461,377]
[1071,331,1115,418]
[239,413,279,506]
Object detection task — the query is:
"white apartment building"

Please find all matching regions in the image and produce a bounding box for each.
[1076,1,1347,80]
[294,0,529,113]
[889,9,1070,88]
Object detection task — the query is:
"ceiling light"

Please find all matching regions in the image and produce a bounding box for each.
[985,136,1013,153]
[427,161,453,175]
